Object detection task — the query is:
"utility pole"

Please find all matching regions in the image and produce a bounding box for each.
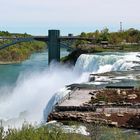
[120,22,123,32]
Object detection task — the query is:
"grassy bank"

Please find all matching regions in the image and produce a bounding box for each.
[0,41,46,63]
[0,123,139,140]
[0,31,46,63]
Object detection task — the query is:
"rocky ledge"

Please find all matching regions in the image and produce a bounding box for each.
[48,111,140,129]
[47,87,140,130]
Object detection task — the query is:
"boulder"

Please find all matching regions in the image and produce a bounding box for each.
[127,94,137,99]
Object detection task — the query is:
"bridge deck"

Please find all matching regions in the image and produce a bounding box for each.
[0,30,95,63]
[1,36,95,41]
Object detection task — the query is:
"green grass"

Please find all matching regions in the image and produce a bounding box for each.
[0,123,139,140]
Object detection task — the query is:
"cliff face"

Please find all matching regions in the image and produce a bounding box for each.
[48,111,140,129]
[61,49,88,65]
[48,111,108,124]
[61,46,105,65]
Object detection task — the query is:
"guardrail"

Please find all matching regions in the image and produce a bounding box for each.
[55,87,77,107]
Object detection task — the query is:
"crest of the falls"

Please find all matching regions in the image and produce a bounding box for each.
[74,52,140,74]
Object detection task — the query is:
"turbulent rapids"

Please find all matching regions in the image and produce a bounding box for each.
[75,52,140,73]
[0,52,140,127]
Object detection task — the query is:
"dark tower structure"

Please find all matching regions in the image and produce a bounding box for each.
[48,30,60,63]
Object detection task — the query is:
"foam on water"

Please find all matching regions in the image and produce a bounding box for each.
[74,52,140,73]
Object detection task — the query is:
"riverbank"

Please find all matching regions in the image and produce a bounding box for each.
[0,61,21,65]
[1,122,139,140]
[0,31,46,64]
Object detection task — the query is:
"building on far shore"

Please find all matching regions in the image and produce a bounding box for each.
[100,41,109,47]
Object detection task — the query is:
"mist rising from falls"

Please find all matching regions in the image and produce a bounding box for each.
[44,52,140,122]
[0,62,87,127]
[0,52,140,127]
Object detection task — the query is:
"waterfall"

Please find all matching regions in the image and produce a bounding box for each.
[74,52,140,74]
[43,52,140,122]
[0,52,140,127]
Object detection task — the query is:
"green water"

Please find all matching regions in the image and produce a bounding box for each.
[0,49,69,87]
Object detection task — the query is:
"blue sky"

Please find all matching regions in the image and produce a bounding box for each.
[0,0,140,35]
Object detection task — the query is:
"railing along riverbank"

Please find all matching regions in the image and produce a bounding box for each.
[54,87,78,108]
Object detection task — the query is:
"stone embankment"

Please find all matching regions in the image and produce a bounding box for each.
[48,87,140,129]
[48,111,140,129]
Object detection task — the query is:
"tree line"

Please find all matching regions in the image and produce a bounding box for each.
[79,28,140,45]
[0,31,46,63]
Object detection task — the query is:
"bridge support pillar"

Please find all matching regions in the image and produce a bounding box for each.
[48,30,60,64]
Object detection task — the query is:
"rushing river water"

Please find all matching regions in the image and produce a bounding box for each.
[0,50,140,128]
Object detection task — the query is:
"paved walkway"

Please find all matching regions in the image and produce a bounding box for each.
[59,89,94,107]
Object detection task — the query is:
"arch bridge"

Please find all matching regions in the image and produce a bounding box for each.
[0,30,95,63]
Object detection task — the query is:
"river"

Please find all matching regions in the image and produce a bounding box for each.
[0,50,140,128]
[0,49,69,87]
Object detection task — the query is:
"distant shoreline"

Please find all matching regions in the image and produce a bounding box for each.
[61,44,140,65]
[0,61,21,65]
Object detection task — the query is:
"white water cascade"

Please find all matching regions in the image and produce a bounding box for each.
[44,52,140,121]
[74,52,140,74]
[0,62,86,128]
[0,52,140,127]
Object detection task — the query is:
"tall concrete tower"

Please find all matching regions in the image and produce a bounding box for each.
[48,30,60,64]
